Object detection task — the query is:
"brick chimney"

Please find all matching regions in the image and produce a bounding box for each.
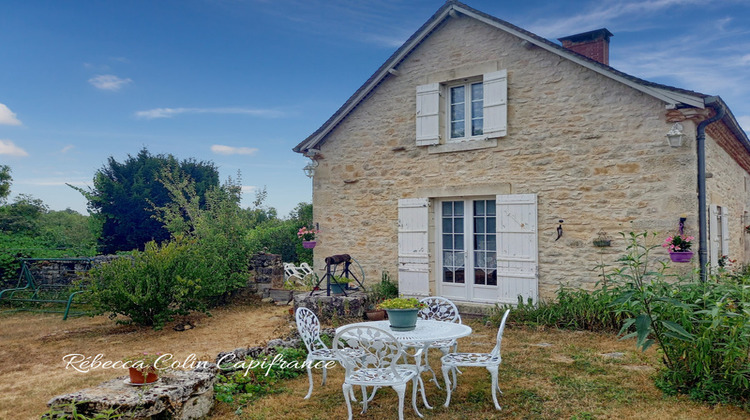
[558,28,613,66]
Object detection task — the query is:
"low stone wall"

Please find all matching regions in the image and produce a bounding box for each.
[293,290,369,322]
[46,364,219,420]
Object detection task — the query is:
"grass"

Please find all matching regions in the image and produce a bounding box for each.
[2,303,748,420]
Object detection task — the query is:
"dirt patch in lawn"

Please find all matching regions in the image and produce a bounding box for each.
[0,299,290,420]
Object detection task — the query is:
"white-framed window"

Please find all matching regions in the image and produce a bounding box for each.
[709,204,730,269]
[448,81,483,141]
[415,70,507,147]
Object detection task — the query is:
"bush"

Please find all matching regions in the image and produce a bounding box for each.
[609,232,749,409]
[488,285,623,332]
[85,239,205,328]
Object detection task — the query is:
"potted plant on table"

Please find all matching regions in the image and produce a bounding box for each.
[378,297,427,331]
[329,275,355,295]
[298,226,320,249]
[662,233,694,263]
[123,352,161,385]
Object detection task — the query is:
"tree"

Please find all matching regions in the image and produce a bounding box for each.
[0,165,11,203]
[73,148,219,254]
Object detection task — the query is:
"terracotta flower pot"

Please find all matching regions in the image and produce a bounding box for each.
[128,367,158,384]
[365,309,387,321]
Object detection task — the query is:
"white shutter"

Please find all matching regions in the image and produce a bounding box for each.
[496,194,538,304]
[721,206,730,257]
[398,198,430,296]
[416,83,440,146]
[483,70,508,138]
[709,205,719,268]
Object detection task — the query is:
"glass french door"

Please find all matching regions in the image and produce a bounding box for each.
[438,198,497,302]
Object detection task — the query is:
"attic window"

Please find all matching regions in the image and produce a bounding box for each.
[416,70,507,147]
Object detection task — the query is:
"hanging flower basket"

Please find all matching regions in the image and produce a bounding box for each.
[302,240,317,249]
[668,251,694,263]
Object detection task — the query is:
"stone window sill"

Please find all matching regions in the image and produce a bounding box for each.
[427,138,498,154]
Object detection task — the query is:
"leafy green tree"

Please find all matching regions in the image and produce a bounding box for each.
[73,148,219,254]
[0,165,10,203]
[0,197,95,286]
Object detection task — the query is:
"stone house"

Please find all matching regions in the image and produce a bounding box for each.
[293,1,750,307]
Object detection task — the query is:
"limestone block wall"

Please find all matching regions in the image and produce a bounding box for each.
[705,128,750,262]
[309,16,700,301]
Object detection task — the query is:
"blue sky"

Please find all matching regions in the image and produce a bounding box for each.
[1,0,749,216]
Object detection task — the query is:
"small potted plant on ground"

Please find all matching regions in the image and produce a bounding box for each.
[662,233,695,263]
[377,297,427,331]
[298,226,320,249]
[365,271,398,320]
[329,275,355,295]
[123,352,161,385]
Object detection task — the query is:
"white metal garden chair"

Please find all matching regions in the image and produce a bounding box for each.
[295,307,339,399]
[441,308,510,410]
[402,296,462,389]
[334,325,425,420]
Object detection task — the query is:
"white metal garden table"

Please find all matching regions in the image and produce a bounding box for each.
[336,319,473,408]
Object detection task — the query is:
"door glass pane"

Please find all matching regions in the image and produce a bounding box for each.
[472,199,496,288]
[454,202,464,216]
[487,269,497,286]
[443,218,453,233]
[474,269,486,285]
[474,200,485,216]
[455,268,465,283]
[444,268,453,283]
[454,218,464,233]
[474,218,485,233]
[443,201,452,216]
[442,201,463,284]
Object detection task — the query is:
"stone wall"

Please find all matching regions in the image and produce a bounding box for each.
[17,256,122,287]
[246,252,284,298]
[308,15,706,302]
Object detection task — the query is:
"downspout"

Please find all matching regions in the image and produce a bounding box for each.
[696,96,725,282]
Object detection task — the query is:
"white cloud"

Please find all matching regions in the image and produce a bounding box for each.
[241,185,257,194]
[737,116,750,133]
[135,107,284,119]
[60,145,75,154]
[88,74,132,91]
[211,145,259,156]
[527,0,705,38]
[0,139,29,157]
[0,103,22,126]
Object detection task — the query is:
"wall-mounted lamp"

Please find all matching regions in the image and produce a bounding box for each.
[303,159,318,178]
[666,123,685,148]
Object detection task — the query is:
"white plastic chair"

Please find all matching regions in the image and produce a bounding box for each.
[334,325,425,420]
[402,296,462,389]
[441,308,510,410]
[285,263,313,286]
[295,307,338,399]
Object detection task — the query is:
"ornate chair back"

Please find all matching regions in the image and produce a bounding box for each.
[418,296,462,323]
[295,307,327,354]
[333,325,407,381]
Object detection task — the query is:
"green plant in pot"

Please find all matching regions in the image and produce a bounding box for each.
[377,297,427,331]
[365,271,399,320]
[123,352,161,385]
[329,275,355,295]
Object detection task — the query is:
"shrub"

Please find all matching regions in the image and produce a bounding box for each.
[488,285,623,332]
[610,232,749,408]
[85,239,205,328]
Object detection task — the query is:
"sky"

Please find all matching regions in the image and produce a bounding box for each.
[1,0,749,217]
